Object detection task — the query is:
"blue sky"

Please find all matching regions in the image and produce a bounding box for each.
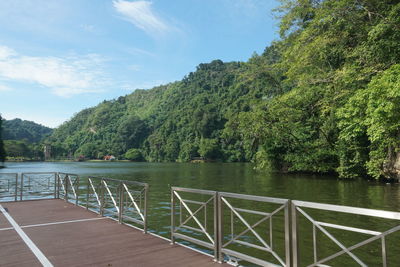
[0,0,280,128]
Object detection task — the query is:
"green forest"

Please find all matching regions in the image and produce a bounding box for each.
[0,118,52,160]
[2,0,400,179]
[2,118,53,143]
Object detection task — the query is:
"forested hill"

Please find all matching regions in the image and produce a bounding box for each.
[2,118,53,143]
[49,0,400,180]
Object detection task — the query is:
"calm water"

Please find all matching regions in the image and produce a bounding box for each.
[1,161,399,266]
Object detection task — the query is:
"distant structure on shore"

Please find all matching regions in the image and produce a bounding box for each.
[104,155,116,161]
[43,144,51,160]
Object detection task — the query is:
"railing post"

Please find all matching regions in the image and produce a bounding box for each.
[100,179,105,216]
[54,173,57,199]
[20,174,24,201]
[118,182,123,224]
[57,173,61,199]
[214,191,219,262]
[292,202,298,267]
[171,187,175,244]
[382,236,387,267]
[75,175,79,206]
[86,178,90,210]
[285,201,291,267]
[14,173,18,202]
[144,184,148,234]
[65,175,69,203]
[217,192,223,263]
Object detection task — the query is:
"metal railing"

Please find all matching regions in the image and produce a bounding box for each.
[219,192,290,267]
[171,187,291,266]
[86,176,148,232]
[171,187,218,259]
[2,174,399,266]
[0,172,148,233]
[171,188,400,267]
[292,200,400,267]
[58,172,80,205]
[20,172,58,200]
[0,173,18,202]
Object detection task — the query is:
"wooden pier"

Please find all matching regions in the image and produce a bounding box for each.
[1,172,400,266]
[0,199,226,267]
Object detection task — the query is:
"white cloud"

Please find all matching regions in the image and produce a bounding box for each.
[0,46,16,59]
[0,84,12,92]
[113,0,169,37]
[128,64,140,71]
[125,46,156,57]
[0,45,107,97]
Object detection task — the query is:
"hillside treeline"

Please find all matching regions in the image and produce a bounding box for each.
[48,0,400,179]
[1,118,52,160]
[2,118,53,143]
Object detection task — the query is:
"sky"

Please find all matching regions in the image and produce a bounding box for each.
[0,0,280,128]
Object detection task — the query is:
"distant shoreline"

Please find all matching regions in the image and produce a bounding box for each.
[5,159,135,163]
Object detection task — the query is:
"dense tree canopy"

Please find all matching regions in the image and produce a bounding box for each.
[3,119,53,143]
[42,0,400,179]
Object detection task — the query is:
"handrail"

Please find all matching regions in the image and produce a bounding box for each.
[57,173,79,205]
[87,176,148,232]
[218,192,290,267]
[171,187,218,260]
[0,173,148,233]
[292,200,400,267]
[20,172,58,200]
[2,174,400,266]
[170,188,291,266]
[0,173,18,202]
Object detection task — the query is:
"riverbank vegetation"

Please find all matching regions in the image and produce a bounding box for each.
[3,1,400,179]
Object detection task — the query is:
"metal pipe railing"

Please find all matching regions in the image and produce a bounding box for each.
[86,176,148,232]
[291,200,400,267]
[170,187,291,266]
[218,191,290,266]
[171,188,400,267]
[20,172,58,201]
[2,174,399,266]
[0,173,148,233]
[0,173,18,202]
[171,187,218,260]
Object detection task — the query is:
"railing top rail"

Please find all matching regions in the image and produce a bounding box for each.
[0,173,18,176]
[219,191,289,204]
[292,200,400,220]
[88,176,148,187]
[172,186,217,195]
[58,172,79,176]
[21,172,57,175]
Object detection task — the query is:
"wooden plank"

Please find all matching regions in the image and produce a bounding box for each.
[3,199,98,226]
[0,230,41,267]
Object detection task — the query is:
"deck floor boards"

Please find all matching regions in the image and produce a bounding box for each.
[0,199,227,267]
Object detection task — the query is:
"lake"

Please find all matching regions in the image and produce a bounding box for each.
[1,161,399,266]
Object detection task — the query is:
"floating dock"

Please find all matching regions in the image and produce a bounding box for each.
[1,172,399,266]
[0,199,225,267]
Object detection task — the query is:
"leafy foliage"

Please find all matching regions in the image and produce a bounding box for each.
[45,0,400,179]
[3,118,53,143]
[124,148,143,161]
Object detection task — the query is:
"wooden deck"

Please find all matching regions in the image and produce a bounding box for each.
[0,199,227,267]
